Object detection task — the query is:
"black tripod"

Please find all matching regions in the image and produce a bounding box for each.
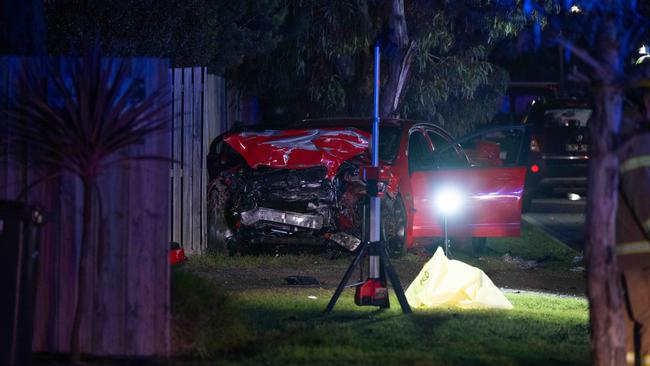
[324,230,412,313]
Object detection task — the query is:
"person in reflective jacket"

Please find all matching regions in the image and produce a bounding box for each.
[618,74,650,366]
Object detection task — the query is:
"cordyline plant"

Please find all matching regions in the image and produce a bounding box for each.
[4,47,169,364]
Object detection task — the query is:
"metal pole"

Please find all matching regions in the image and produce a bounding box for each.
[369,45,381,279]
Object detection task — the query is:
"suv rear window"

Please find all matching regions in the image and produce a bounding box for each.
[543,108,592,128]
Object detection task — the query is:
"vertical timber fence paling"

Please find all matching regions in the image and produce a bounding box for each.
[170,67,239,255]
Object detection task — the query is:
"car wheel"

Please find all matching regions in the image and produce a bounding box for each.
[207,179,233,253]
[382,195,407,258]
[471,237,487,256]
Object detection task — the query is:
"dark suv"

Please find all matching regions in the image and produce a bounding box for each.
[522,98,591,210]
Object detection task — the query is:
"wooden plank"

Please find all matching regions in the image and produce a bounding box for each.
[89,59,135,355]
[126,59,149,355]
[91,155,128,355]
[207,74,221,141]
[147,57,170,355]
[220,77,228,133]
[182,68,193,253]
[201,69,209,251]
[122,58,170,356]
[227,80,235,130]
[55,171,83,352]
[31,170,60,351]
[171,69,183,246]
[192,67,203,253]
[152,60,171,355]
[168,68,173,250]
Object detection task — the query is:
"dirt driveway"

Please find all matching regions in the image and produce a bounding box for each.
[191,247,586,297]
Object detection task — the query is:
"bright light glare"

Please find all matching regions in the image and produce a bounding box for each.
[568,193,581,201]
[434,187,463,216]
[570,5,581,13]
[640,45,648,55]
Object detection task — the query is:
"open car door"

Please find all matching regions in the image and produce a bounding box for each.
[410,125,527,239]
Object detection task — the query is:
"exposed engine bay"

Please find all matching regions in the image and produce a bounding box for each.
[208,163,367,252]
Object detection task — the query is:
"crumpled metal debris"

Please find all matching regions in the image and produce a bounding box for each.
[285,276,320,286]
[501,253,539,269]
[329,232,361,251]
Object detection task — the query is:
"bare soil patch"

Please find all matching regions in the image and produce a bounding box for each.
[190,248,586,297]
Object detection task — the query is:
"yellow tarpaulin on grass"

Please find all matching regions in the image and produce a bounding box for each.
[405,247,513,310]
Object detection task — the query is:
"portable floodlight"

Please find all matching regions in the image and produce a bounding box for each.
[434,187,462,216]
[433,187,463,257]
[325,44,411,315]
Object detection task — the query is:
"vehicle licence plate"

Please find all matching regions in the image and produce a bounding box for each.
[565,144,588,152]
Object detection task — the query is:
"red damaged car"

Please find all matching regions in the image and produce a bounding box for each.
[207,118,526,257]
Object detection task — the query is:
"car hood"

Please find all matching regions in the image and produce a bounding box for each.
[223,128,371,178]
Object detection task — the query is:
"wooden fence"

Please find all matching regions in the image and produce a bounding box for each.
[0,56,171,357]
[170,67,258,254]
[0,60,257,356]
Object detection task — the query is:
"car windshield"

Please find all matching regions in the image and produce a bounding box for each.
[357,126,401,161]
[543,108,592,128]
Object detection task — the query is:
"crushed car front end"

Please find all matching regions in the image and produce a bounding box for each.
[207,127,376,253]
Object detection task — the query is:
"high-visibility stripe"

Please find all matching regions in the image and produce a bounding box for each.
[626,352,650,365]
[621,155,650,173]
[616,241,650,255]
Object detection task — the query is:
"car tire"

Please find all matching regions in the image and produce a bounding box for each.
[207,179,233,253]
[383,195,407,258]
[471,237,487,256]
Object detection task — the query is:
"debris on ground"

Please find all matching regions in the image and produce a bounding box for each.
[501,253,539,269]
[285,275,320,286]
[572,255,584,264]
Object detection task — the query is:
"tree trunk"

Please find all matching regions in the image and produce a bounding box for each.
[586,92,626,366]
[70,177,94,364]
[587,7,626,364]
[379,0,414,118]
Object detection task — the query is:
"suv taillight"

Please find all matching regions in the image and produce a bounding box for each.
[530,136,541,153]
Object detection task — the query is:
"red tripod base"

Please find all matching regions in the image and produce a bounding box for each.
[354,279,389,307]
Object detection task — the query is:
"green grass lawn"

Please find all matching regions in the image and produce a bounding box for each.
[486,222,580,264]
[231,290,588,366]
[171,270,590,366]
[171,223,588,365]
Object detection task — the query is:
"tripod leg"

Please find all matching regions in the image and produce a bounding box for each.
[378,252,390,309]
[379,246,412,314]
[324,242,367,313]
